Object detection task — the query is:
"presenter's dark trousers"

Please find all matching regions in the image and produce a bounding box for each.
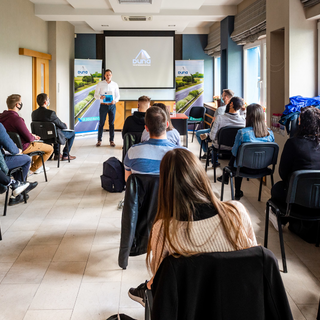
[98,103,116,142]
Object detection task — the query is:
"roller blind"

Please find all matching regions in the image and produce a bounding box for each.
[204,27,220,57]
[231,0,266,45]
[301,0,320,7]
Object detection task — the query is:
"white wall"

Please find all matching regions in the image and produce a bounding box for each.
[49,22,75,127]
[0,0,49,127]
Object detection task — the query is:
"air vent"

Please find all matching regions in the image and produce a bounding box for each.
[119,0,152,3]
[122,16,152,21]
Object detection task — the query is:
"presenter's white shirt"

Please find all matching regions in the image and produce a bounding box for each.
[94,80,120,104]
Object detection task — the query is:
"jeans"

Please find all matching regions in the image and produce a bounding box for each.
[5,154,31,181]
[98,104,116,142]
[196,128,210,153]
[54,131,76,157]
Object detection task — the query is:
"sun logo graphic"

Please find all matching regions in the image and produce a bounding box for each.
[133,49,151,66]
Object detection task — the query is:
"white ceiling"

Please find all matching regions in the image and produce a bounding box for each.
[29,0,243,34]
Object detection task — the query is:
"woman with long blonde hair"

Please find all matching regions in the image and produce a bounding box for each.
[128,148,257,306]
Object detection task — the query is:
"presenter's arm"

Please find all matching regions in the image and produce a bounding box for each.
[94,82,101,100]
[114,83,120,103]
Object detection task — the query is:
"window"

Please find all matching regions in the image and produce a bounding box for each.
[214,55,221,97]
[243,39,266,107]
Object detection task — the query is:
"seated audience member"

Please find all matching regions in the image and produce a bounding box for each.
[209,97,246,167]
[32,93,76,161]
[196,89,234,158]
[122,95,150,138]
[270,106,320,237]
[128,148,257,306]
[141,103,181,146]
[123,106,178,181]
[0,123,37,205]
[0,94,53,175]
[218,104,274,200]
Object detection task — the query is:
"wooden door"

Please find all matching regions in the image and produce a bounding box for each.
[33,58,49,110]
[103,101,125,130]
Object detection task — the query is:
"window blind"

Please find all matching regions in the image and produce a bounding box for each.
[231,0,266,45]
[204,27,220,57]
[301,0,320,7]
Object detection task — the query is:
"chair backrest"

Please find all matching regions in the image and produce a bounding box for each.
[149,246,293,320]
[122,132,142,161]
[286,170,320,209]
[236,142,279,172]
[118,173,159,269]
[189,106,205,119]
[7,132,23,149]
[217,126,243,149]
[31,121,57,144]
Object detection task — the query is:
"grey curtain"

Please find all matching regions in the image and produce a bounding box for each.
[301,0,320,7]
[204,27,220,57]
[231,0,266,45]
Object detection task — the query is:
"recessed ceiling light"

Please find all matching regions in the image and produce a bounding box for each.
[168,25,176,27]
[101,25,109,27]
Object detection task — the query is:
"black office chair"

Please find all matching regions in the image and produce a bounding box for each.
[220,142,279,201]
[3,166,27,217]
[145,246,293,320]
[187,106,205,143]
[122,132,142,162]
[31,121,70,168]
[205,126,243,183]
[118,174,159,269]
[264,170,320,273]
[8,132,48,182]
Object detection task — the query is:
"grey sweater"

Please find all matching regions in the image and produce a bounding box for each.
[209,113,245,149]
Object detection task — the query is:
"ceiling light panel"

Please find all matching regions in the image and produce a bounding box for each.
[119,0,152,3]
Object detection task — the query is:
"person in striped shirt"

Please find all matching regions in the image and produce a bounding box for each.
[123,106,178,181]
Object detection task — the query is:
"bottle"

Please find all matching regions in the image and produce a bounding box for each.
[172,102,176,116]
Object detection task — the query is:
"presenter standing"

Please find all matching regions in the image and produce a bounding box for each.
[94,69,120,147]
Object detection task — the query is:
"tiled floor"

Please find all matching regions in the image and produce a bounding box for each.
[0,132,319,320]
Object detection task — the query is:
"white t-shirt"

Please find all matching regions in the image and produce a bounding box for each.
[94,80,120,104]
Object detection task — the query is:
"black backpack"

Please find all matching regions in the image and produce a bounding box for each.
[101,157,125,192]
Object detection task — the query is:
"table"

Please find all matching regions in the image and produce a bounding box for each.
[170,113,189,148]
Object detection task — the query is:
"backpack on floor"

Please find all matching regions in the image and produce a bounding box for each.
[101,157,125,192]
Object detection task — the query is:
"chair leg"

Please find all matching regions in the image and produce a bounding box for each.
[258,177,263,202]
[316,221,320,247]
[40,155,48,182]
[20,168,27,204]
[205,149,210,172]
[66,140,70,163]
[277,214,287,273]
[213,150,217,183]
[0,224,2,240]
[192,124,195,143]
[271,174,274,187]
[264,202,270,248]
[57,143,60,168]
[220,169,225,201]
[3,188,9,216]
[199,140,203,160]
[230,174,235,200]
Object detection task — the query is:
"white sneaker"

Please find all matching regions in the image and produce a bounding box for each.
[34,166,50,174]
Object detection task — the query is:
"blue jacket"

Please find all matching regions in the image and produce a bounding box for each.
[0,123,19,174]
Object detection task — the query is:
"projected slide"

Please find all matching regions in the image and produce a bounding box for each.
[105,36,174,88]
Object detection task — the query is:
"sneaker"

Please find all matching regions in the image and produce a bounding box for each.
[117,199,124,211]
[10,180,30,197]
[24,181,38,194]
[235,190,244,200]
[269,211,280,232]
[128,282,147,307]
[200,133,208,140]
[8,193,29,206]
[200,153,207,160]
[34,166,50,174]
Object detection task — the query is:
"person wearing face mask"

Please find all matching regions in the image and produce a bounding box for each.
[0,94,53,175]
[196,89,234,159]
[32,93,76,161]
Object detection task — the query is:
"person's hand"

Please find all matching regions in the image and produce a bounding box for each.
[18,148,23,154]
[32,134,40,140]
[241,106,246,111]
[111,100,115,105]
[100,95,105,99]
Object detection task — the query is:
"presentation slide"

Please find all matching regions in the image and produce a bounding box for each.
[105,36,174,88]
